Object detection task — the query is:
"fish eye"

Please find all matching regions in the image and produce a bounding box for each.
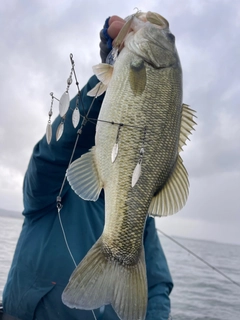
[167,33,175,42]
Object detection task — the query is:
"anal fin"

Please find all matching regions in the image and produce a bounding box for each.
[149,155,189,216]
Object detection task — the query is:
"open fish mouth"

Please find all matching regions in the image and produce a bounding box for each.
[112,11,171,59]
[137,11,169,28]
[124,11,169,28]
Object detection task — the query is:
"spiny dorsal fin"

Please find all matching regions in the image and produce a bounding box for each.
[148,155,189,216]
[179,104,197,152]
[67,147,102,201]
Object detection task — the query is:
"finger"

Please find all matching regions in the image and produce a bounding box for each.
[109,15,125,25]
[107,21,125,40]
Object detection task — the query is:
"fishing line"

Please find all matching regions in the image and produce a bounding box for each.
[157,228,240,288]
[58,206,98,320]
[56,74,103,320]
[56,83,102,258]
[91,310,97,320]
[58,208,77,268]
[56,78,102,202]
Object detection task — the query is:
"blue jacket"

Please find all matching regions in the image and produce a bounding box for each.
[3,75,173,320]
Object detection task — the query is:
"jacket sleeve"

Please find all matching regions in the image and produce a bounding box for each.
[23,75,104,216]
[144,217,173,320]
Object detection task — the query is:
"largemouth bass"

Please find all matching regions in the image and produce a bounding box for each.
[62,11,196,320]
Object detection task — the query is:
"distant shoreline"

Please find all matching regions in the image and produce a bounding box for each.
[0,208,23,220]
[1,208,239,247]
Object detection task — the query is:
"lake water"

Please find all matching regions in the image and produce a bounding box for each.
[0,215,240,319]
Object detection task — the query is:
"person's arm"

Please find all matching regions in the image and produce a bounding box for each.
[23,16,125,217]
[23,75,104,216]
[144,217,173,320]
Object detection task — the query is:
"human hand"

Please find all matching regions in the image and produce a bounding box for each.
[99,16,125,63]
[107,16,125,39]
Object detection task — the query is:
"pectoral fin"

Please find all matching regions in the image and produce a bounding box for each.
[92,63,113,85]
[129,58,146,95]
[87,63,114,97]
[149,155,189,216]
[67,147,102,201]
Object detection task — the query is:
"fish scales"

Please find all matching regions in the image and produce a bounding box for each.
[62,11,196,320]
[96,50,182,264]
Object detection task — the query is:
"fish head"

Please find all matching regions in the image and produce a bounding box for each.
[123,11,180,69]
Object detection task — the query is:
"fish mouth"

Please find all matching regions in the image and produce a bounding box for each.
[137,11,169,29]
[124,11,169,29]
[113,11,169,53]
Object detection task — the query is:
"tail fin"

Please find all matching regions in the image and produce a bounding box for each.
[62,238,147,320]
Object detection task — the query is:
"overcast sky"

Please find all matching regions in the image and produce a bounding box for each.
[0,0,239,245]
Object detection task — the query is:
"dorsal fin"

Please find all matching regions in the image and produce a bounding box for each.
[179,104,197,152]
